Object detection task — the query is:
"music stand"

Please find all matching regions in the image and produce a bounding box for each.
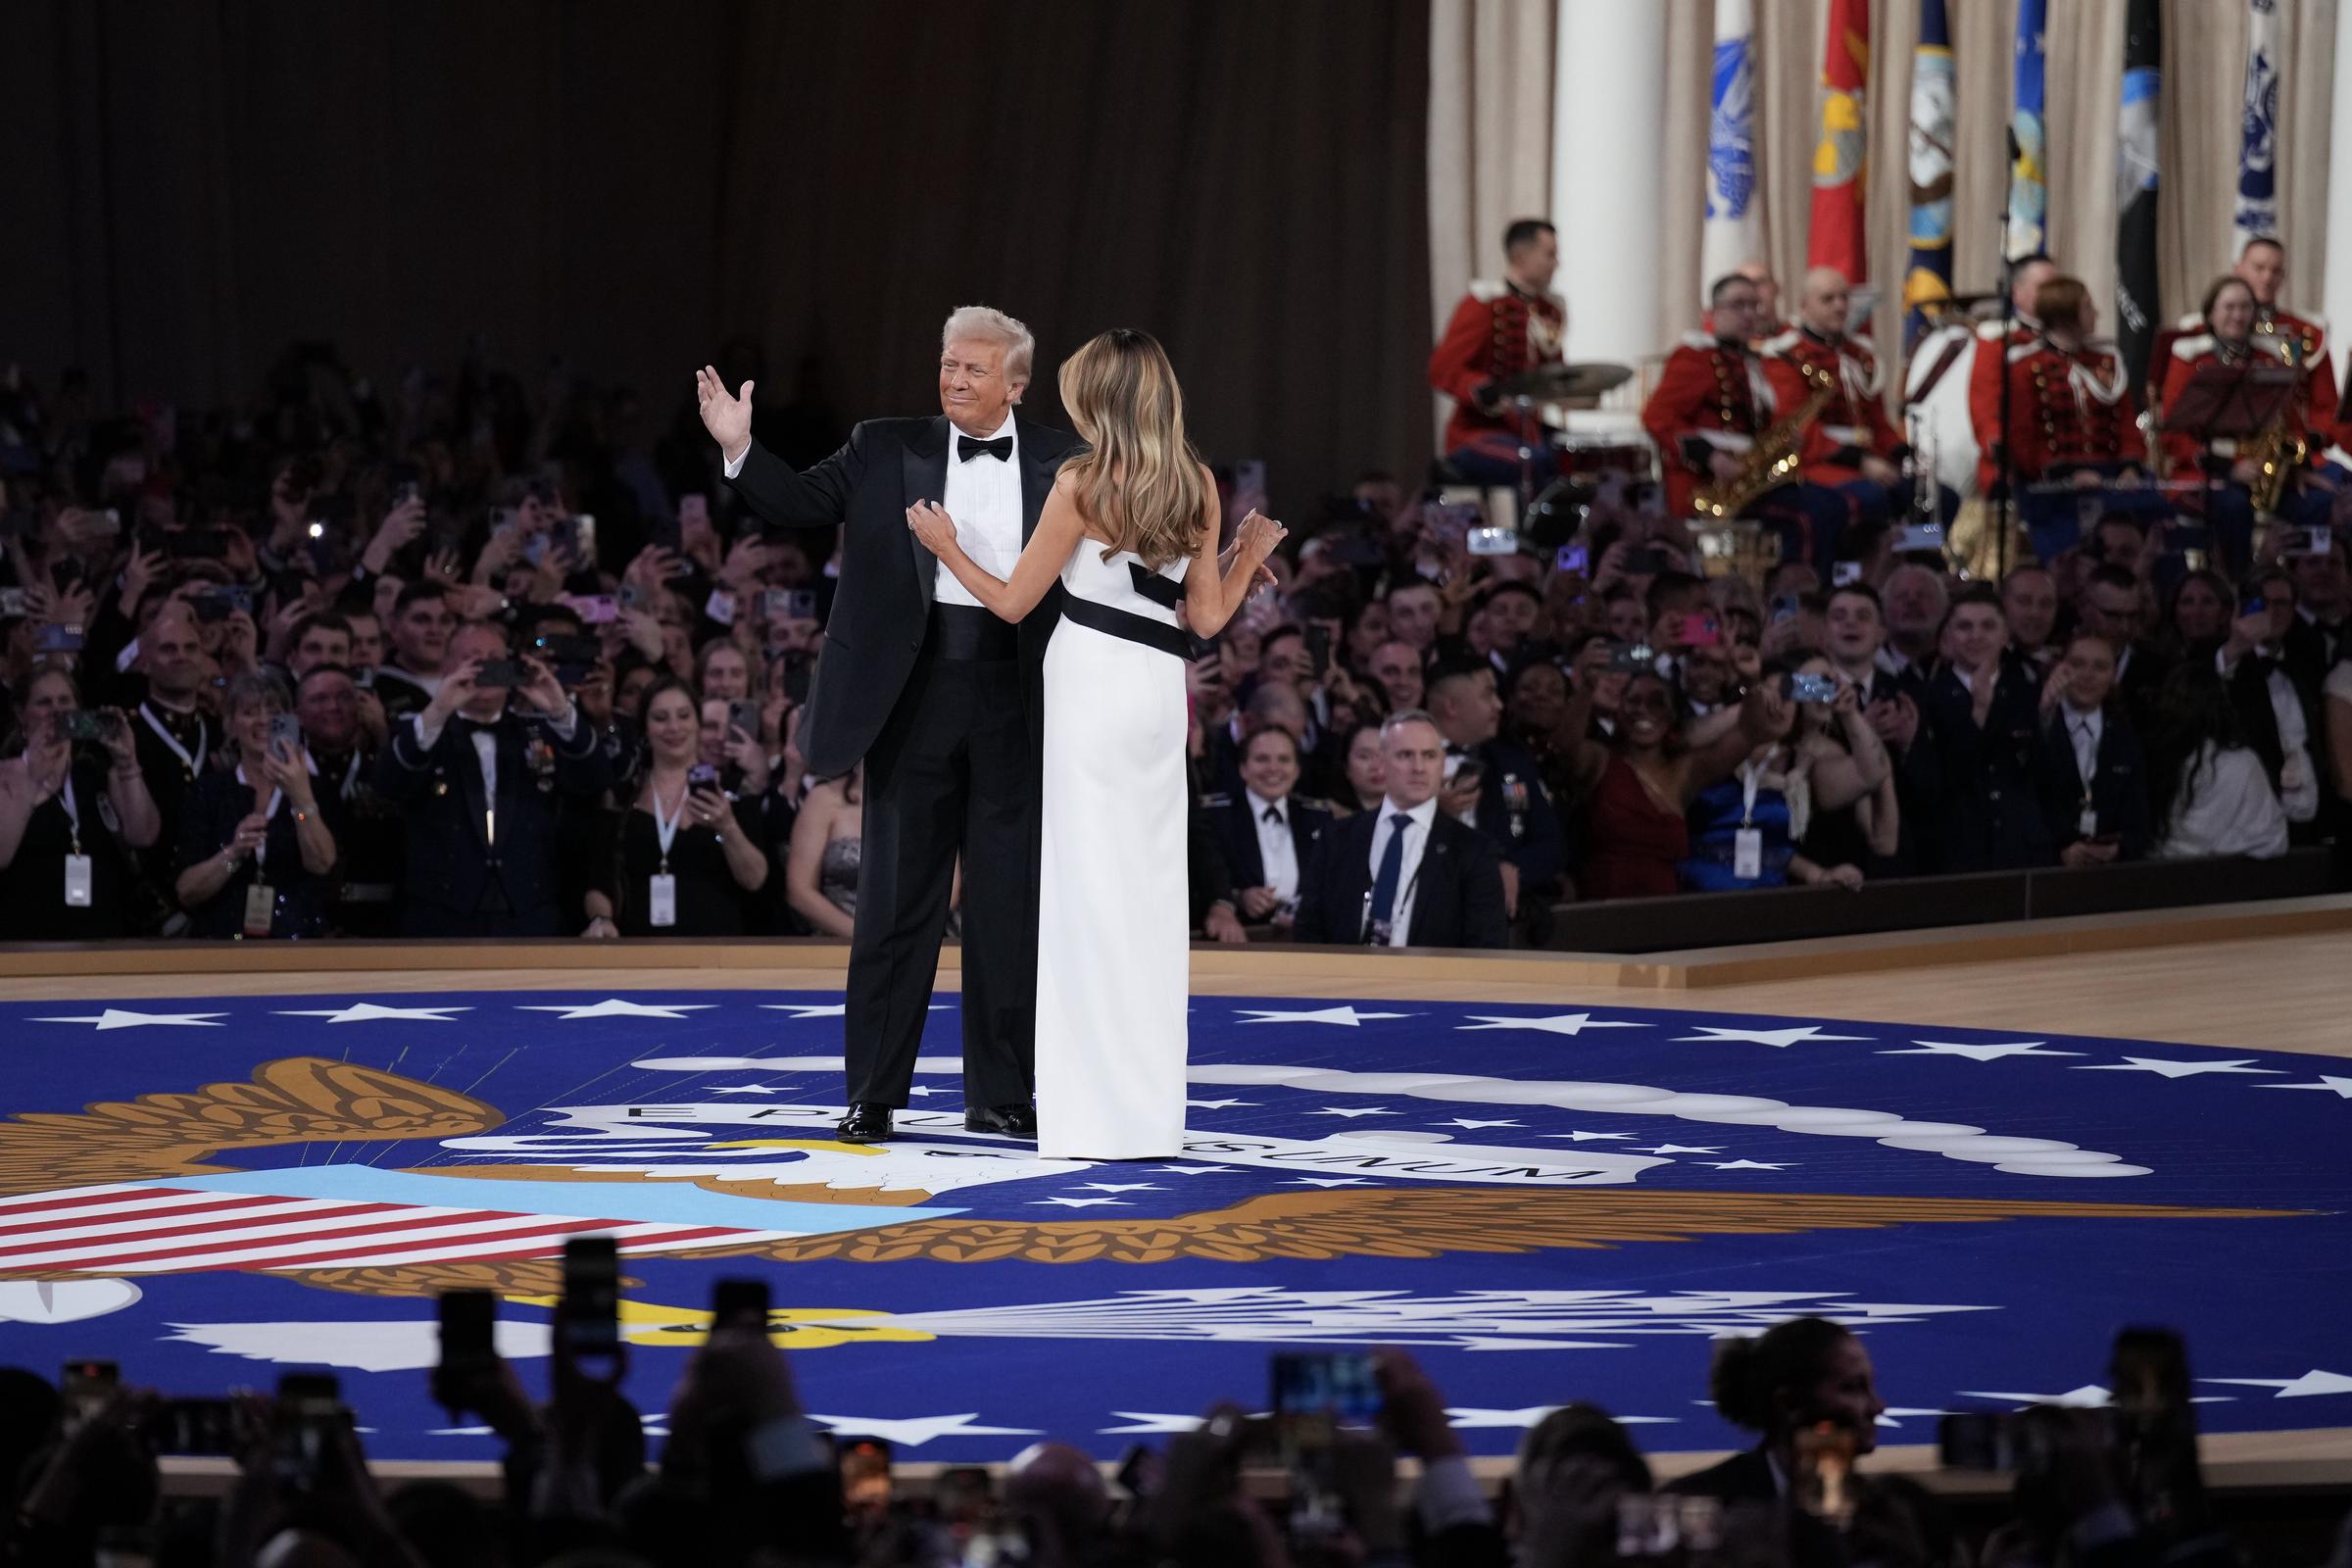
[2163,362,2299,531]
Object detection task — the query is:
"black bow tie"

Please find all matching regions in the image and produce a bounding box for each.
[957,435,1013,463]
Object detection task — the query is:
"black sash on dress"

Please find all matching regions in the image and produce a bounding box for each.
[1059,571,1211,662]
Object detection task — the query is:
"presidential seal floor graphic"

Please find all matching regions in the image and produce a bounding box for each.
[0,991,2345,1458]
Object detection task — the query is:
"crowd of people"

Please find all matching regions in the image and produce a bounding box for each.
[6,1310,2339,1568]
[3,286,2349,950]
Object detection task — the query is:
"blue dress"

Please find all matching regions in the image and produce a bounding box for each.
[1678,768,1794,892]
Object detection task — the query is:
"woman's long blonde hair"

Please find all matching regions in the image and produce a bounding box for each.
[1055,329,1211,570]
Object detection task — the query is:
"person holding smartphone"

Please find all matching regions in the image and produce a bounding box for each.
[374,619,612,936]
[584,676,771,937]
[173,671,340,939]
[0,667,159,940]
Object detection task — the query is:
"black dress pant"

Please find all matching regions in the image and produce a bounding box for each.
[845,642,1038,1109]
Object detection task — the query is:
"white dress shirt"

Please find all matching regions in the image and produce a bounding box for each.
[1366,795,1441,948]
[935,416,1024,609]
[1245,788,1299,904]
[2062,704,2103,789]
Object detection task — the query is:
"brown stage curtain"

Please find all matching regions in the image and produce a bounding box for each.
[4,0,1433,514]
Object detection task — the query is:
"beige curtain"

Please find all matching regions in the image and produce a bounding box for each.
[1427,0,1556,333]
[1609,0,2339,397]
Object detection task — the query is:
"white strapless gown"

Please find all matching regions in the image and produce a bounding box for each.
[1033,544,1190,1159]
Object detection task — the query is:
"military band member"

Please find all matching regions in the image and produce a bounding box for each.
[2172,237,2337,446]
[1965,256,2062,486]
[2159,274,2333,566]
[1429,219,1567,486]
[1642,274,1847,568]
[1763,268,1911,550]
[1976,277,2153,565]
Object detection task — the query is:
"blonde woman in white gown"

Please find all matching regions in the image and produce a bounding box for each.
[907,328,1285,1158]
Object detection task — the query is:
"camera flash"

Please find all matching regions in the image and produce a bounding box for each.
[307,521,324,538]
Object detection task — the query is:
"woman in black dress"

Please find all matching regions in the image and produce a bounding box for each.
[0,667,161,940]
[583,676,771,937]
[172,671,341,939]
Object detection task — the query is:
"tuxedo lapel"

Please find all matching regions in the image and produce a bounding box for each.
[449,721,493,850]
[1016,416,1054,543]
[903,417,950,612]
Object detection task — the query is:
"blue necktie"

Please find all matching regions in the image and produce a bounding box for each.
[1366,812,1412,942]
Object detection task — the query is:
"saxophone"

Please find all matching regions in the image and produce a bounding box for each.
[1692,361,1835,519]
[2244,330,2308,517]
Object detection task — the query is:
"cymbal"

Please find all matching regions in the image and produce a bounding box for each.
[1495,361,1634,401]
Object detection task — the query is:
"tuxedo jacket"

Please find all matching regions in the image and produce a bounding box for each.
[373,710,612,928]
[1291,808,1507,950]
[2034,709,2154,858]
[1200,792,1335,891]
[723,417,1081,779]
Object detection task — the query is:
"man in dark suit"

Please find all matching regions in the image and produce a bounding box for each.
[1425,660,1564,926]
[374,620,611,937]
[2035,632,2154,866]
[1293,710,1507,949]
[696,308,1079,1144]
[1200,726,1334,932]
[2076,564,2174,728]
[1917,586,2053,872]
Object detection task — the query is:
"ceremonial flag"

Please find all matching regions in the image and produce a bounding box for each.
[1702,0,1761,302]
[1904,0,1957,344]
[2233,0,2281,251]
[2007,0,2048,260]
[1807,0,1870,282]
[2115,0,2162,389]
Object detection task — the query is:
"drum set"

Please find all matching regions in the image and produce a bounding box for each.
[1475,360,1647,550]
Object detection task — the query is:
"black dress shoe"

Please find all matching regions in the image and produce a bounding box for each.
[837,1103,894,1144]
[965,1102,1038,1139]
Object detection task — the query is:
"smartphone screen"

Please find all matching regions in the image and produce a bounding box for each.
[438,1290,496,1381]
[1269,1352,1380,1443]
[561,1236,620,1356]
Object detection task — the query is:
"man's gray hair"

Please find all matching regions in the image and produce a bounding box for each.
[942,305,1035,385]
[1381,707,1439,739]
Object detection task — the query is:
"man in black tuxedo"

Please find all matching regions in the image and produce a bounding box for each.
[1292,710,1507,949]
[2034,632,2153,866]
[697,308,1079,1144]
[374,620,611,936]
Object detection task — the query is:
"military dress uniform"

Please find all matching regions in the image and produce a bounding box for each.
[1642,334,1847,568]
[1762,326,1913,548]
[2158,333,2330,567]
[1976,337,2153,564]
[372,702,612,937]
[1429,280,1567,482]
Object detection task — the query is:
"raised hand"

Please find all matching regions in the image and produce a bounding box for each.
[1234,509,1288,564]
[906,501,959,558]
[695,366,755,462]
